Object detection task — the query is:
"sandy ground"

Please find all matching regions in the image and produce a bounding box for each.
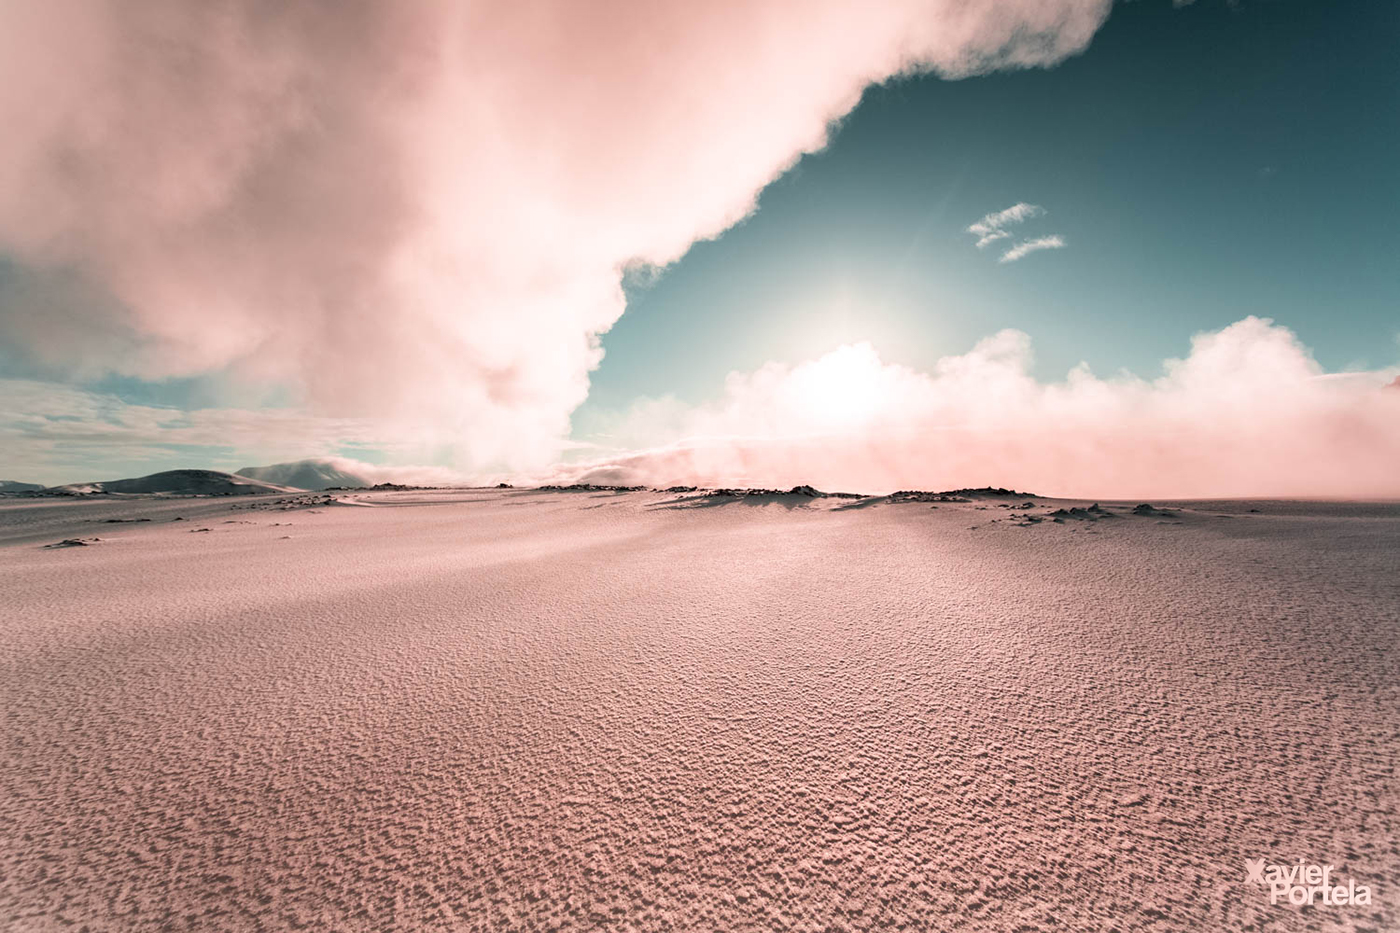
[2,488,1397,932]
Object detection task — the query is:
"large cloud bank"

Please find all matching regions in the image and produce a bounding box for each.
[0,0,1111,469]
[559,318,1400,498]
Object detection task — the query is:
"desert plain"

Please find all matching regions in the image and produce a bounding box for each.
[2,486,1397,932]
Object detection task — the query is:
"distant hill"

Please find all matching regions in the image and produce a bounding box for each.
[43,469,297,496]
[0,480,44,493]
[236,459,373,491]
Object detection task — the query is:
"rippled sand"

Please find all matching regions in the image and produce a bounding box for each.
[2,488,1397,932]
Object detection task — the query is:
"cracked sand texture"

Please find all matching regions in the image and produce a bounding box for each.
[2,490,1398,931]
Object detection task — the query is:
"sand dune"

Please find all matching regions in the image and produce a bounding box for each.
[1,488,1397,931]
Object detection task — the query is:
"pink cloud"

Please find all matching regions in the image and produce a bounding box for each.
[0,0,1111,471]
[550,318,1400,499]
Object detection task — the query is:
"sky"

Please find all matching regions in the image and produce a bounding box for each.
[1,0,1397,495]
[580,0,1397,411]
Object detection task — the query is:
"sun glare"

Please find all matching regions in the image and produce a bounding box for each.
[790,343,889,430]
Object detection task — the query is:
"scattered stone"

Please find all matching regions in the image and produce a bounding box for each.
[539,483,646,493]
[888,491,969,503]
[324,483,440,491]
[1049,505,1113,521]
[707,486,861,499]
[878,488,1040,505]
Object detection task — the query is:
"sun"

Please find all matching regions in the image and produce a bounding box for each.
[786,343,891,430]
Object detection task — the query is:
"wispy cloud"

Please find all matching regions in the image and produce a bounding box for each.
[967,202,1044,248]
[967,202,1066,262]
[999,235,1066,263]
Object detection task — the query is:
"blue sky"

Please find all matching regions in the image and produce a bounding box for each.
[1,0,1396,489]
[577,0,1398,435]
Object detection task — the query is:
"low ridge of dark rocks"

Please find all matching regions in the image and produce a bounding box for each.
[1048,503,1111,521]
[709,486,862,499]
[888,487,1038,503]
[537,483,861,498]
